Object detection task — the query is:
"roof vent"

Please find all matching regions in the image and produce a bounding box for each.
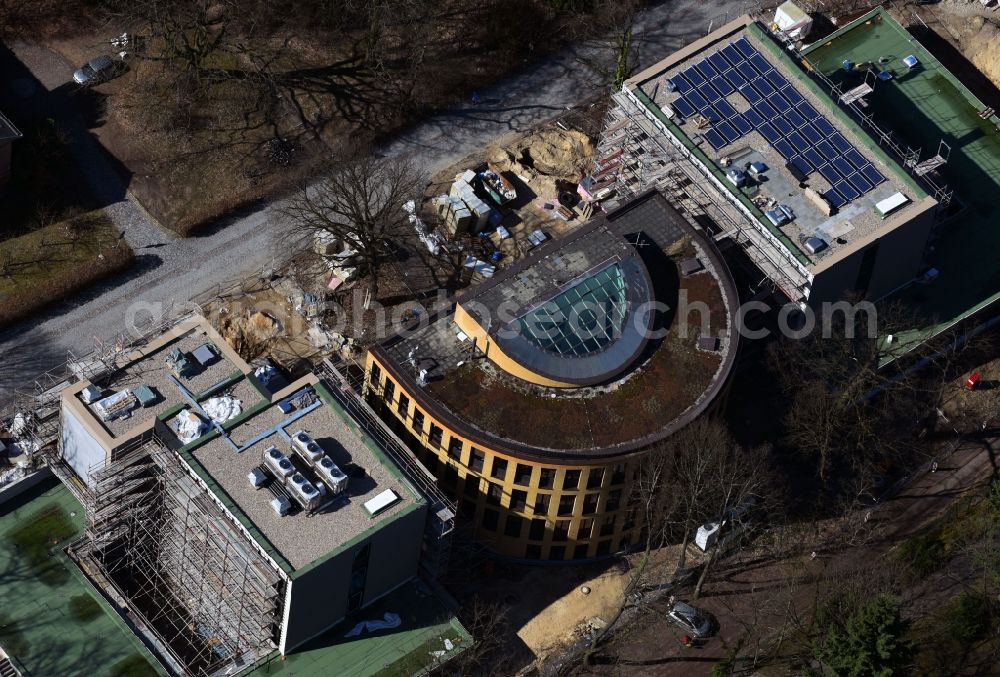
[804,237,828,254]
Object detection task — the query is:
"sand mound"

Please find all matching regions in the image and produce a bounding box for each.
[488,127,595,197]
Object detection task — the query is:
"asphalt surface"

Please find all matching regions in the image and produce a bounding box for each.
[0,0,750,399]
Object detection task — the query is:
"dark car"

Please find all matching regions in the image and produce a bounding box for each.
[73,55,124,86]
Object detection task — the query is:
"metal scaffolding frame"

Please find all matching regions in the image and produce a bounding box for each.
[78,437,286,677]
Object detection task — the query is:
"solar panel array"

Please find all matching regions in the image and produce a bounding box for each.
[665,37,886,209]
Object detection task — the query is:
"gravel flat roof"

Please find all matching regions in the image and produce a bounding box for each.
[189,399,413,570]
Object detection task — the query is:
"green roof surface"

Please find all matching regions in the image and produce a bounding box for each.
[0,477,166,676]
[243,579,471,677]
[802,7,1000,348]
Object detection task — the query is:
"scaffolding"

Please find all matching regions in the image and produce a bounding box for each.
[77,437,285,677]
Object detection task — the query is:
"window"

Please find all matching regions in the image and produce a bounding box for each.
[525,544,542,559]
[442,465,459,489]
[463,476,480,498]
[383,379,395,403]
[611,463,626,485]
[514,463,533,486]
[396,394,409,417]
[600,515,616,538]
[529,519,546,540]
[549,545,566,560]
[369,364,381,385]
[447,437,463,461]
[557,495,575,517]
[562,470,580,490]
[606,489,622,512]
[511,489,527,512]
[577,518,594,540]
[504,515,523,538]
[412,409,425,436]
[459,498,476,518]
[596,540,611,556]
[573,544,589,560]
[428,424,443,450]
[553,521,570,542]
[482,509,499,531]
[538,468,555,489]
[619,534,632,550]
[486,482,502,506]
[587,469,604,490]
[470,449,486,472]
[347,543,371,612]
[623,509,636,531]
[534,493,550,516]
[582,493,599,514]
[491,457,508,482]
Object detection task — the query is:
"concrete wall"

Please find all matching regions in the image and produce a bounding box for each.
[280,502,426,653]
[61,405,111,487]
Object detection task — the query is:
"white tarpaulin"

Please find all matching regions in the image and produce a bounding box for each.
[774,1,812,39]
[171,410,208,444]
[202,396,242,423]
[344,612,401,638]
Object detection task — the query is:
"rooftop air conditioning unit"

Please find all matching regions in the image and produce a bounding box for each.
[270,495,291,516]
[315,456,350,496]
[247,467,268,489]
[285,473,322,511]
[291,430,324,464]
[262,446,295,479]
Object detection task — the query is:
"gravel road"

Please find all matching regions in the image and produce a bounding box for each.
[0,0,750,399]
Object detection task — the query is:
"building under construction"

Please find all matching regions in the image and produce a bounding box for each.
[38,314,455,676]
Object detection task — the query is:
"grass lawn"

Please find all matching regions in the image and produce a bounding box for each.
[0,209,134,324]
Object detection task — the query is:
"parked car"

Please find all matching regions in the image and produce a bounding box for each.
[666,601,714,638]
[72,55,125,86]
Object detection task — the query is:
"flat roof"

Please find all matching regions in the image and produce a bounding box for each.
[184,383,419,572]
[374,191,741,461]
[801,7,1000,346]
[630,18,926,267]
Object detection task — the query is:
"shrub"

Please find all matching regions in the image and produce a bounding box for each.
[940,592,990,646]
[897,530,947,577]
[818,595,912,677]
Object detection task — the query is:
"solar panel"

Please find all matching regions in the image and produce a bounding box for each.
[696,60,718,80]
[715,99,737,118]
[756,100,777,119]
[759,121,780,144]
[684,66,705,85]
[724,68,747,88]
[772,116,792,136]
[781,86,804,106]
[835,180,860,201]
[790,156,812,176]
[848,172,873,195]
[846,148,867,169]
[708,52,729,73]
[797,102,820,121]
[861,164,885,186]
[704,128,726,150]
[785,109,805,128]
[814,117,835,136]
[801,125,822,145]
[688,90,708,110]
[736,62,757,80]
[833,158,853,176]
[788,131,808,153]
[750,53,773,74]
[734,38,757,58]
[743,108,764,127]
[753,79,776,98]
[671,97,695,118]
[766,71,787,89]
[713,76,735,96]
[721,44,743,65]
[774,138,795,159]
[817,140,838,160]
[804,147,824,168]
[770,95,791,113]
[674,74,693,94]
[818,163,839,184]
[703,105,721,122]
[830,133,851,154]
[732,114,752,135]
[740,87,762,107]
[824,189,847,209]
[702,82,722,102]
[718,120,739,143]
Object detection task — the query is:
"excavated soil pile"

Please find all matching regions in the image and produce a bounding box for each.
[488,127,595,197]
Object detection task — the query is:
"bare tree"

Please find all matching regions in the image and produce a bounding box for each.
[282,151,423,307]
[575,0,642,88]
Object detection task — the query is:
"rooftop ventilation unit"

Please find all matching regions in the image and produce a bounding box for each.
[270,495,291,516]
[290,430,324,464]
[285,473,322,511]
[247,468,268,489]
[262,446,295,479]
[315,456,350,496]
[804,237,828,254]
